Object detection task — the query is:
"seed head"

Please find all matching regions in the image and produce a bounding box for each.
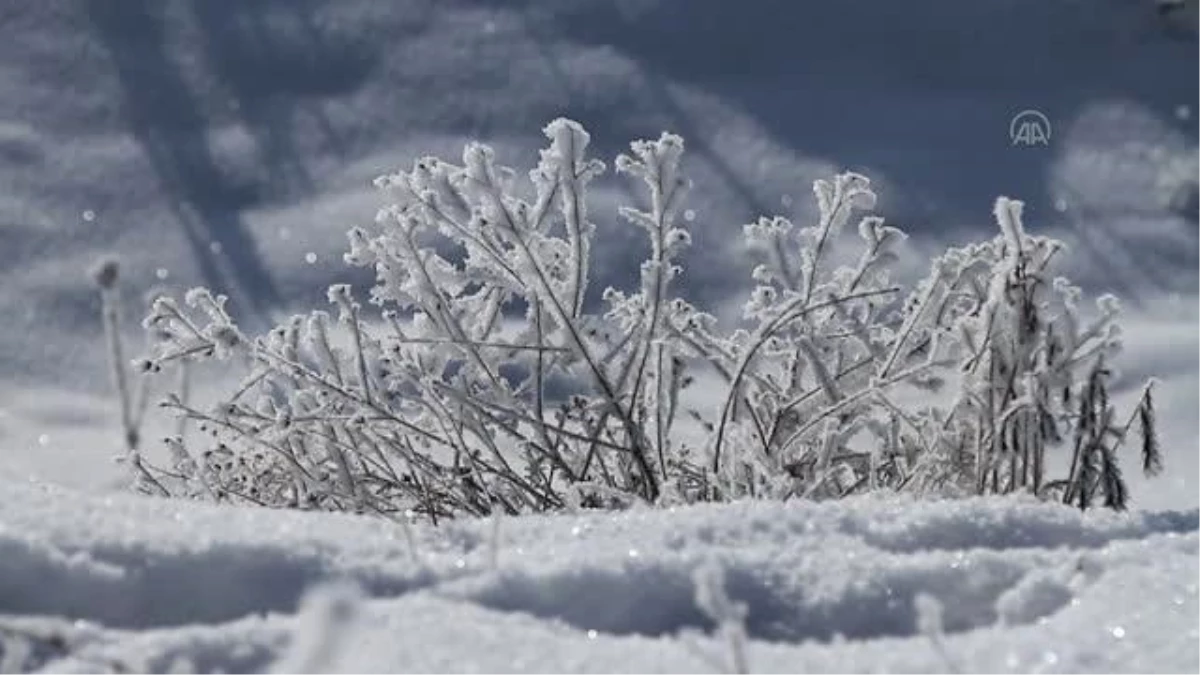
[90,257,120,290]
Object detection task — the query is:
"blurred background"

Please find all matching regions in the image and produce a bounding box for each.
[0,0,1195,506]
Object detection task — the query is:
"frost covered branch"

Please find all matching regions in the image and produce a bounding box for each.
[130,119,1162,517]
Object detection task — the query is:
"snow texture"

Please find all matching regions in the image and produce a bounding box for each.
[0,482,1195,672]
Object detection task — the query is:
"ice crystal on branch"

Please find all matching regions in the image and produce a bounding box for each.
[133,120,1161,518]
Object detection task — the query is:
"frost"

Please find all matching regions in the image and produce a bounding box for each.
[132,120,1162,518]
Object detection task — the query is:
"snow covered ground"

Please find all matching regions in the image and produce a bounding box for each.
[0,0,1196,672]
[1,483,1196,672]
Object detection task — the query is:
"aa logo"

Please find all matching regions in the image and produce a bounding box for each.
[1009,109,1051,147]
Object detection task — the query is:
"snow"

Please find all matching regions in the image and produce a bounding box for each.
[0,0,1195,671]
[0,483,1195,673]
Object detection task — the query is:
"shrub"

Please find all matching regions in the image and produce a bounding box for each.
[131,119,1161,519]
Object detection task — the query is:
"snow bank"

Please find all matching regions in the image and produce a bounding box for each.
[0,480,1194,672]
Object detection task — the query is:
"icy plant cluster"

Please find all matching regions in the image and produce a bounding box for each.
[130,119,1161,520]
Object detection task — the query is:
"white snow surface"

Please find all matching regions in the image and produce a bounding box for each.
[0,481,1196,673]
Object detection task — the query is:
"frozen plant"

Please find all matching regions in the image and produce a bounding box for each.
[914,593,960,673]
[271,581,363,674]
[139,120,696,517]
[905,198,1162,508]
[135,119,1161,518]
[691,561,750,674]
[92,256,180,498]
